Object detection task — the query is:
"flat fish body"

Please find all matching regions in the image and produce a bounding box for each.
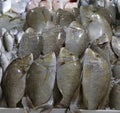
[26,52,56,107]
[65,21,88,56]
[57,47,82,107]
[17,30,42,59]
[1,54,33,107]
[25,7,51,33]
[87,13,112,43]
[3,31,14,52]
[42,22,65,55]
[82,48,111,109]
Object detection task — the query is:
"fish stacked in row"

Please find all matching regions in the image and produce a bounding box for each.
[0,1,120,112]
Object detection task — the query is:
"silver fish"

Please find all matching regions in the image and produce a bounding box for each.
[65,21,88,56]
[56,47,82,108]
[1,54,33,107]
[87,12,112,43]
[17,29,42,59]
[3,31,14,52]
[42,21,66,55]
[82,48,111,109]
[26,52,56,108]
[24,7,51,33]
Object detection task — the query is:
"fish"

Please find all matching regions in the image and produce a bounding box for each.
[82,48,111,109]
[24,7,52,33]
[3,31,14,52]
[1,54,33,107]
[42,21,66,55]
[65,21,89,56]
[26,52,56,110]
[56,47,82,108]
[87,11,112,43]
[17,28,42,59]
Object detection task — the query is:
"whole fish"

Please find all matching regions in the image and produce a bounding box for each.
[26,52,56,109]
[56,47,82,108]
[3,31,14,52]
[65,21,88,56]
[1,54,33,107]
[17,28,42,59]
[42,21,66,55]
[87,11,112,43]
[82,48,111,109]
[24,7,51,33]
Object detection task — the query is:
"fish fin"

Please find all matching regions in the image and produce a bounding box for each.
[34,95,53,110]
[22,96,34,112]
